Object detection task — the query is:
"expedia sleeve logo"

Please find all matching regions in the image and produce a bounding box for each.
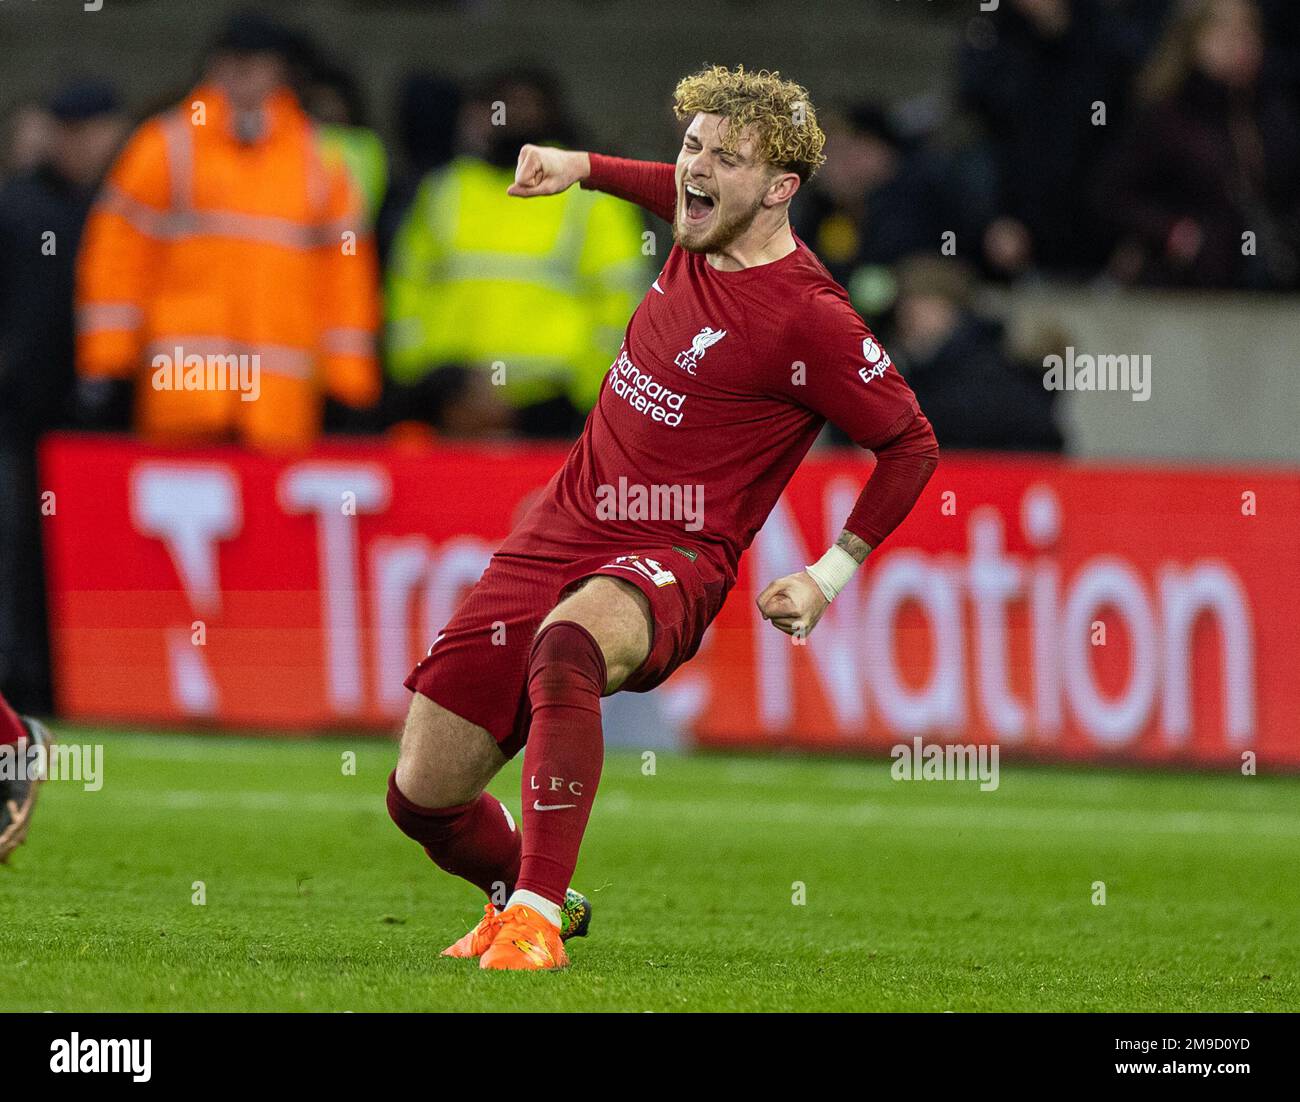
[858,336,892,384]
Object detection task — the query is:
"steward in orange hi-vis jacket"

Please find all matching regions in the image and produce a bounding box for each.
[75,79,380,449]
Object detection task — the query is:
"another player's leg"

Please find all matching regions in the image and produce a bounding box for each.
[0,691,50,862]
[480,577,650,971]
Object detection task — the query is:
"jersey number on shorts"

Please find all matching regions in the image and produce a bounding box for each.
[607,554,677,588]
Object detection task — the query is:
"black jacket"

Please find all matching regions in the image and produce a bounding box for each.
[0,165,95,442]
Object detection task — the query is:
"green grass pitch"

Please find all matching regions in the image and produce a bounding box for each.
[1,728,1297,1012]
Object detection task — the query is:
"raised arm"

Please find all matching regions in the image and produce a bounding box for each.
[509,144,677,224]
[580,154,677,224]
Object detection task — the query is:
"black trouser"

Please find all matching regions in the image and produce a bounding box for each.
[0,435,52,713]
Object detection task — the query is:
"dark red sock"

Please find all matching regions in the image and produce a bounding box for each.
[515,621,606,907]
[386,772,521,904]
[0,693,25,747]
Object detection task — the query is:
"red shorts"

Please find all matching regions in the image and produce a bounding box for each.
[404,545,728,758]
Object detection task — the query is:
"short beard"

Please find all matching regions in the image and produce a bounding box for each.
[673,190,766,254]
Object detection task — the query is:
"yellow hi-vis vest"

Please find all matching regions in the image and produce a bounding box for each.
[385,156,647,410]
[319,124,388,224]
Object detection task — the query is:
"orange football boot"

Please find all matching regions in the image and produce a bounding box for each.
[442,889,592,960]
[441,903,505,959]
[479,904,569,971]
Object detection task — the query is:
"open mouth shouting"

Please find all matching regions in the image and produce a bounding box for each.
[683,181,716,225]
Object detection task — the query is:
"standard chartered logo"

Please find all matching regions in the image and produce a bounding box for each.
[607,350,687,426]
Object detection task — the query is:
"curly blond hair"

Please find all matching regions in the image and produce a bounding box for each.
[673,64,827,182]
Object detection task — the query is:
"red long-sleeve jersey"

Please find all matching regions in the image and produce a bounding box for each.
[500,153,939,582]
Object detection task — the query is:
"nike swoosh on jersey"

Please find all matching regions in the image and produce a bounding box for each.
[652,278,665,294]
[533,800,578,812]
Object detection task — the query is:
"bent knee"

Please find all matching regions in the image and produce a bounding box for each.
[392,757,473,813]
[393,693,503,809]
[539,577,651,691]
[527,620,607,706]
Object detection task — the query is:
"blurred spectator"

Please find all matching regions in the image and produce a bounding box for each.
[0,80,127,713]
[795,104,968,310]
[1,101,56,181]
[398,72,463,177]
[304,57,389,225]
[1099,0,1178,70]
[385,363,515,440]
[376,72,462,262]
[1255,0,1300,102]
[385,65,647,439]
[74,10,381,449]
[959,0,1132,278]
[1093,0,1300,288]
[889,256,1063,451]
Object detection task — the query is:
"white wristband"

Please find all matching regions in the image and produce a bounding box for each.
[804,544,860,602]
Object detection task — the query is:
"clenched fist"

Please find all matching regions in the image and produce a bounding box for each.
[507,144,591,197]
[756,571,830,639]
